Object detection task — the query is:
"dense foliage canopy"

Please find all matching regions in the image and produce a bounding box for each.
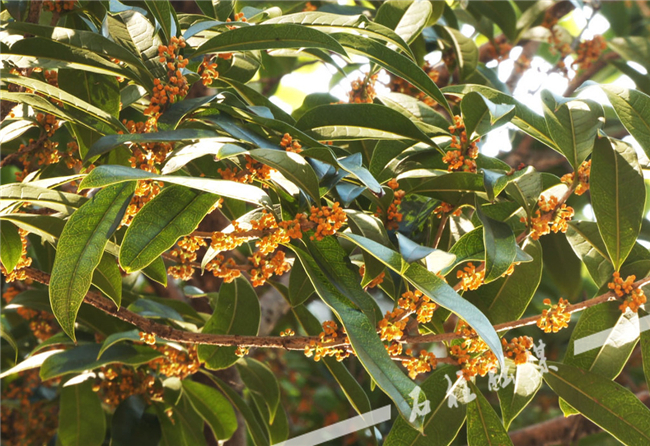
[2,0,650,445]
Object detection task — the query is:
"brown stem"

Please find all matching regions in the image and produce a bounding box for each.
[21,267,650,351]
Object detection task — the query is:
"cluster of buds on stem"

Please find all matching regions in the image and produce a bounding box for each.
[147,37,189,119]
[609,272,646,313]
[198,56,219,86]
[443,116,479,173]
[457,262,485,291]
[387,62,440,107]
[304,320,350,362]
[309,202,347,240]
[537,298,571,333]
[561,160,591,196]
[523,195,574,240]
[168,236,207,280]
[573,36,607,71]
[376,179,404,231]
[280,133,302,153]
[1,229,33,283]
[348,74,378,103]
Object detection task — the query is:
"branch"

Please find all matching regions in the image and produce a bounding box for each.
[21,267,650,351]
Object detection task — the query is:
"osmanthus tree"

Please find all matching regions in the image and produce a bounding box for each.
[2,0,650,444]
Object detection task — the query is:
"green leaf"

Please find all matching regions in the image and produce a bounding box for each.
[339,232,505,372]
[58,380,106,446]
[408,172,485,205]
[182,380,238,441]
[476,204,517,283]
[50,182,135,340]
[467,382,513,446]
[128,299,184,322]
[543,362,650,445]
[92,253,122,307]
[601,85,650,159]
[162,138,241,174]
[498,362,543,430]
[0,182,87,214]
[0,214,64,246]
[3,73,126,135]
[0,221,22,273]
[332,33,451,115]
[375,0,432,45]
[541,90,604,169]
[337,153,383,195]
[640,309,650,390]
[540,231,583,300]
[435,25,478,80]
[114,397,161,446]
[79,165,271,206]
[142,256,168,286]
[58,69,120,158]
[200,374,270,446]
[384,366,467,446]
[378,92,450,129]
[461,92,516,140]
[264,11,413,56]
[120,185,218,272]
[194,23,347,57]
[97,329,142,359]
[198,277,260,370]
[296,103,436,145]
[591,137,645,270]
[40,343,162,380]
[157,95,219,131]
[289,241,420,429]
[566,221,614,287]
[144,0,174,41]
[346,209,390,287]
[463,239,542,324]
[291,305,372,415]
[236,357,280,423]
[248,149,321,202]
[467,1,518,41]
[215,77,295,124]
[288,260,314,307]
[85,129,220,160]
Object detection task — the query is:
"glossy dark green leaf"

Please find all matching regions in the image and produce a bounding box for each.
[476,205,517,283]
[120,185,219,272]
[79,165,271,206]
[291,305,372,415]
[157,95,219,131]
[467,382,513,446]
[601,85,650,158]
[288,261,314,306]
[408,172,485,205]
[195,23,347,57]
[396,232,438,262]
[540,231,583,300]
[40,343,162,380]
[498,362,543,430]
[201,374,270,446]
[0,214,64,246]
[144,0,174,41]
[161,139,241,174]
[265,11,413,56]
[435,25,478,80]
[384,366,467,446]
[248,149,321,202]
[591,137,645,270]
[337,153,383,195]
[50,182,135,340]
[463,240,542,324]
[543,362,650,445]
[97,329,141,359]
[296,103,435,145]
[346,209,391,287]
[375,0,432,45]
[332,33,451,115]
[236,357,280,423]
[541,90,604,170]
[92,253,122,307]
[289,241,420,429]
[468,1,517,41]
[461,91,515,140]
[182,380,238,441]
[58,380,106,446]
[198,277,260,370]
[0,221,22,273]
[113,397,161,446]
[566,221,614,287]
[142,256,168,286]
[640,309,650,390]
[339,233,505,372]
[0,182,87,214]
[127,299,184,322]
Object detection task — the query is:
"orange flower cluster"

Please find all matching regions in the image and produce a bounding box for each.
[149,344,201,379]
[280,328,295,337]
[486,39,513,62]
[235,346,250,357]
[433,201,462,218]
[42,0,75,12]
[218,155,274,185]
[122,180,163,227]
[502,336,534,365]
[573,36,607,71]
[205,254,242,283]
[1,229,33,283]
[211,226,249,253]
[377,179,404,231]
[303,1,317,11]
[561,160,591,196]
[448,321,498,380]
[443,115,479,173]
[537,298,571,333]
[304,320,350,362]
[280,133,302,153]
[95,365,162,406]
[36,112,60,137]
[388,62,440,107]
[1,370,59,446]
[524,195,574,240]
[226,12,247,30]
[168,236,207,280]
[348,74,378,103]
[457,262,485,291]
[378,308,408,342]
[249,250,292,287]
[147,36,189,119]
[359,264,385,289]
[198,56,219,86]
[398,289,437,324]
[608,272,646,313]
[403,350,437,379]
[139,332,156,345]
[309,202,347,240]
[253,211,304,254]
